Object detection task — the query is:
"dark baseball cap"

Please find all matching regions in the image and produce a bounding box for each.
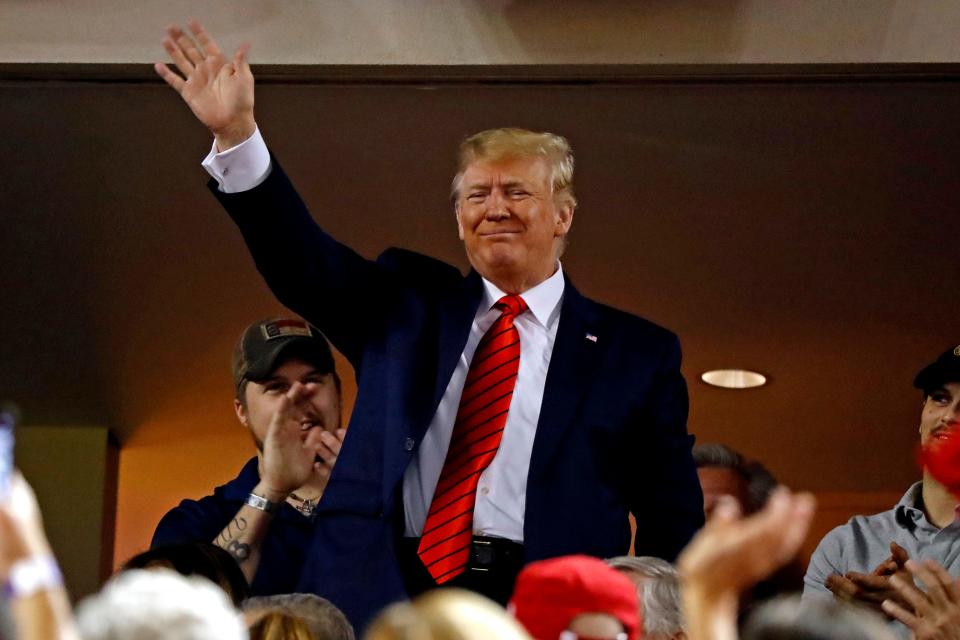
[232,318,335,396]
[913,344,960,394]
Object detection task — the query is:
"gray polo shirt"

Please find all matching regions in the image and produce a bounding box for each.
[803,482,960,637]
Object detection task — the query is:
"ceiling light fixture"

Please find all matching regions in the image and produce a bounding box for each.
[700,369,767,389]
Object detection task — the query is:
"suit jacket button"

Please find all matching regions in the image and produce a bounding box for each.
[404,437,415,451]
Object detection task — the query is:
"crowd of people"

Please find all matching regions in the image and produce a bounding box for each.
[4,403,960,640]
[3,17,960,640]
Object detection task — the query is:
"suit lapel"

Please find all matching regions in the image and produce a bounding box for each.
[425,270,484,431]
[382,270,481,506]
[528,277,602,480]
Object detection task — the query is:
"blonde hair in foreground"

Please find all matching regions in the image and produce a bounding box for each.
[364,589,532,640]
[249,610,316,640]
[451,128,577,208]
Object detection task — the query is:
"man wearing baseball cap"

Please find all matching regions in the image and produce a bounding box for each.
[152,318,346,596]
[510,555,640,640]
[803,344,960,636]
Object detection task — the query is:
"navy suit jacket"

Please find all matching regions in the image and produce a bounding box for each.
[213,159,704,632]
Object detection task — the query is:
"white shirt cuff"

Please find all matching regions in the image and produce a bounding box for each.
[201,126,272,193]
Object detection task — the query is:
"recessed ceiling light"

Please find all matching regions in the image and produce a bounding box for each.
[701,369,767,389]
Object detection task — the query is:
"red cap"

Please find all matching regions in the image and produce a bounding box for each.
[509,555,640,640]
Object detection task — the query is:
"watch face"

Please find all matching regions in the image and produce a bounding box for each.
[246,493,277,512]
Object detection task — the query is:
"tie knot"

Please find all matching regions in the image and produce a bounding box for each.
[495,294,528,318]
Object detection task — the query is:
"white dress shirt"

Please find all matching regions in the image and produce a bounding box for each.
[203,129,565,543]
[402,270,564,542]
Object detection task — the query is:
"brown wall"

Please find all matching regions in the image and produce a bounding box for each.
[16,426,115,600]
[2,67,959,585]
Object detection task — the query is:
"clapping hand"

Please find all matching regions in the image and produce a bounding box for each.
[678,488,815,640]
[679,488,816,600]
[826,542,913,616]
[314,428,346,482]
[258,382,329,500]
[883,559,960,640]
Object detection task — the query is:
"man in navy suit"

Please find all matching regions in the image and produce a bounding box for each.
[156,20,703,632]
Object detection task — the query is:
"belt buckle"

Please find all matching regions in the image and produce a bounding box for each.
[469,538,494,572]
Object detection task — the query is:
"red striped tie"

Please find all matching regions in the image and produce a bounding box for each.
[417,294,528,584]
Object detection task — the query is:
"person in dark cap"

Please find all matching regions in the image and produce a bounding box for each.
[802,344,960,638]
[151,318,346,595]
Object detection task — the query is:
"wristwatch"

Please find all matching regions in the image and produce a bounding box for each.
[245,492,280,514]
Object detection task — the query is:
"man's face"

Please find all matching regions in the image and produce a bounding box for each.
[455,156,573,291]
[697,466,750,518]
[234,357,341,450]
[919,381,960,447]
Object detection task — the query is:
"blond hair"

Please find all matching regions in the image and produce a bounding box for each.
[249,610,316,640]
[451,128,576,208]
[243,594,354,640]
[364,589,531,640]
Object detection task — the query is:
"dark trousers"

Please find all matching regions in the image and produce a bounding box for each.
[396,536,525,606]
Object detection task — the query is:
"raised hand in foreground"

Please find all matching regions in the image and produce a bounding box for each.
[155,19,256,151]
[0,473,79,640]
[678,488,815,640]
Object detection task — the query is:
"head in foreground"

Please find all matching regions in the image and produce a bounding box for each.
[607,555,684,640]
[510,555,640,640]
[75,568,247,640]
[743,595,896,640]
[365,588,531,640]
[243,593,354,640]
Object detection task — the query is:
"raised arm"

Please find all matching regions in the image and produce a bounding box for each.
[0,473,80,640]
[156,21,407,364]
[155,20,256,151]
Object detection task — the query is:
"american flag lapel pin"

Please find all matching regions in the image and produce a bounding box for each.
[585,332,598,343]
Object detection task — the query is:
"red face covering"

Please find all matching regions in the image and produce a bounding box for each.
[920,427,960,497]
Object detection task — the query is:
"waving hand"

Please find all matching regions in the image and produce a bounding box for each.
[155,20,256,151]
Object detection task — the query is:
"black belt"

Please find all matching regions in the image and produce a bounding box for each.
[400,535,524,573]
[465,536,524,572]
[398,535,525,603]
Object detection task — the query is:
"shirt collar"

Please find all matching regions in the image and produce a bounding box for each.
[480,263,565,328]
[895,481,927,526]
[894,482,960,529]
